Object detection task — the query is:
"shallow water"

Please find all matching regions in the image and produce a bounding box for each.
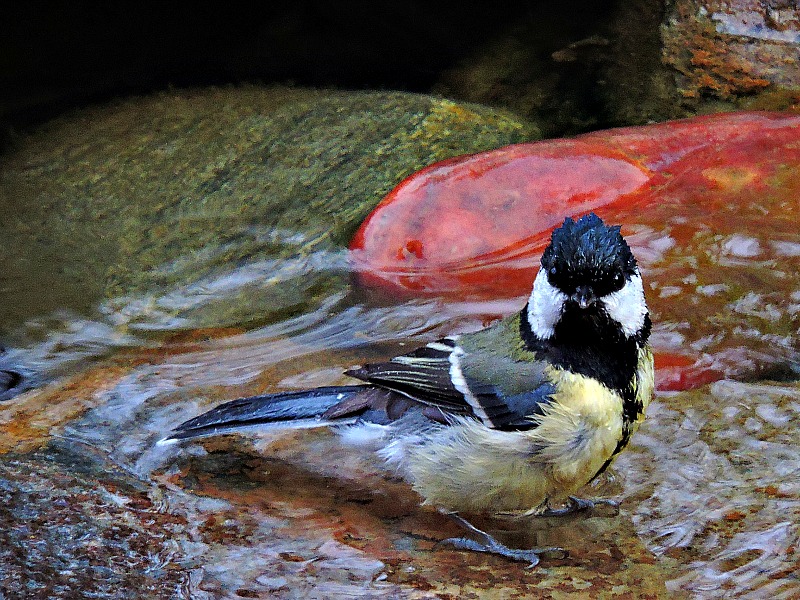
[2,239,798,597]
[619,383,800,598]
[0,91,799,597]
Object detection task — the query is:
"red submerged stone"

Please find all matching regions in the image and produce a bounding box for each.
[350,112,800,389]
[351,141,652,296]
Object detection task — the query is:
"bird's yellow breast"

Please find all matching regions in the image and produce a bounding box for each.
[403,368,626,514]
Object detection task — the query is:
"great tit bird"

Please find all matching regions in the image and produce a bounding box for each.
[161,213,654,566]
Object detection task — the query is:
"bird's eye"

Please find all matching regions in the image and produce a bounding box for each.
[549,266,558,277]
[613,273,624,287]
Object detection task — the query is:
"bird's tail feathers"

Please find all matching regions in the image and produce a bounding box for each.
[159,386,368,445]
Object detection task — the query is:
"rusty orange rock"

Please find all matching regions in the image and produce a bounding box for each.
[350,112,800,389]
[351,141,652,297]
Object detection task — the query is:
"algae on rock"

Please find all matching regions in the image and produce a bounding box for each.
[0,86,537,334]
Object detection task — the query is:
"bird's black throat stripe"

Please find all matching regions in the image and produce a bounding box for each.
[519,303,651,461]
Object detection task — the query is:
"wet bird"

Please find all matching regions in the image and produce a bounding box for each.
[160,213,654,566]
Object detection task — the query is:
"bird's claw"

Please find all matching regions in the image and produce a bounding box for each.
[437,535,566,568]
[438,512,567,567]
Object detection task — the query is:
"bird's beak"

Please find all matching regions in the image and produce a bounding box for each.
[572,285,596,309]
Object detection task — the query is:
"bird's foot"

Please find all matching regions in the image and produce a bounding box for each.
[540,496,619,518]
[438,512,567,568]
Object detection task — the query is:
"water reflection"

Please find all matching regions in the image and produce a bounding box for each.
[619,382,800,597]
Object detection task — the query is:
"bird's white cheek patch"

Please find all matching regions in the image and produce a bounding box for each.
[527,269,567,339]
[603,272,647,337]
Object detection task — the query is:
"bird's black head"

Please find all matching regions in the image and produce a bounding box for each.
[522,214,651,406]
[540,213,637,306]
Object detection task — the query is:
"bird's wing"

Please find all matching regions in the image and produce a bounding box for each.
[346,339,470,413]
[346,328,555,431]
[162,316,556,443]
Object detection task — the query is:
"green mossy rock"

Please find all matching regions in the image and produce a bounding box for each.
[0,86,537,333]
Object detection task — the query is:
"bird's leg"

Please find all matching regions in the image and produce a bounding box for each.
[436,510,567,568]
[539,496,619,518]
